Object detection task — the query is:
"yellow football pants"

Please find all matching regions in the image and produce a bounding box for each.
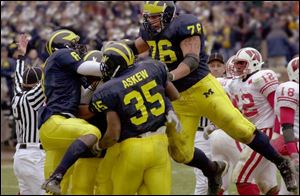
[168,74,256,163]
[40,115,101,194]
[110,133,171,195]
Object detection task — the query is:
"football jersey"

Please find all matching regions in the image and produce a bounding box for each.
[140,14,210,92]
[89,59,172,142]
[275,81,299,138]
[229,70,279,129]
[38,49,84,127]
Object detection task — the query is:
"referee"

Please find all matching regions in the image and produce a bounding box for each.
[11,34,46,195]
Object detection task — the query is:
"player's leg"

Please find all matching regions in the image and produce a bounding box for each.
[210,129,243,193]
[111,138,145,194]
[94,144,120,195]
[232,146,261,195]
[193,131,211,195]
[142,134,171,194]
[170,77,229,195]
[70,158,101,194]
[201,74,297,192]
[40,115,101,194]
[256,163,279,195]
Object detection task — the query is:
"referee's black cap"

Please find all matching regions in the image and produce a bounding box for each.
[23,67,42,85]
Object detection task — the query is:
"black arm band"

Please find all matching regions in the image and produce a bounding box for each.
[182,53,199,72]
[126,40,139,55]
[282,123,296,143]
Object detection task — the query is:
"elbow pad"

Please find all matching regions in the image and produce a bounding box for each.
[182,53,199,72]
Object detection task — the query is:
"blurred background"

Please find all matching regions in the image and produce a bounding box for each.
[1,0,299,151]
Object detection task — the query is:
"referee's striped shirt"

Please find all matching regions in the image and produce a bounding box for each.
[11,56,45,144]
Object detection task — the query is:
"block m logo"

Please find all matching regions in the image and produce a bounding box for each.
[203,88,214,98]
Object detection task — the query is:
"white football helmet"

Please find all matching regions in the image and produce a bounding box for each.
[287,57,299,83]
[234,47,264,77]
[225,55,236,78]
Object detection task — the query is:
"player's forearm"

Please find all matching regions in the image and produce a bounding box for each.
[165,81,180,101]
[78,104,95,119]
[169,62,191,81]
[98,134,118,149]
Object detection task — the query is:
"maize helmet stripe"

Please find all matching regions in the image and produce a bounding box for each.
[83,50,100,61]
[114,42,134,65]
[104,44,134,66]
[47,30,79,55]
[144,1,166,14]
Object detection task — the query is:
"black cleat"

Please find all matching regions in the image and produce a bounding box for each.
[277,158,298,193]
[207,160,228,195]
[41,173,63,195]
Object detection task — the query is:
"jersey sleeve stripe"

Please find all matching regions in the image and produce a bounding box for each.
[277,97,299,105]
[259,81,279,94]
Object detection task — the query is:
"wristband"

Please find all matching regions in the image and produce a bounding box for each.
[167,72,175,81]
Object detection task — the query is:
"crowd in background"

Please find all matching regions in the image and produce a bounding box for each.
[1,1,299,145]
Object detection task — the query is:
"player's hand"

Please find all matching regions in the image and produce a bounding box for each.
[16,34,29,56]
[166,110,182,133]
[91,142,102,157]
[203,123,216,140]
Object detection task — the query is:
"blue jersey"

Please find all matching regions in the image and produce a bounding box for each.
[38,49,83,127]
[140,14,210,92]
[89,59,172,142]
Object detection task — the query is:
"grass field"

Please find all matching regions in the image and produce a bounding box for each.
[1,160,197,195]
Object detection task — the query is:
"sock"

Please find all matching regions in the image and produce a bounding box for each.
[236,183,260,195]
[185,147,217,177]
[52,139,89,177]
[247,130,284,165]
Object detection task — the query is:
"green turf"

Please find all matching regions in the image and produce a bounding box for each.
[1,160,196,195]
[0,160,241,195]
[1,164,18,195]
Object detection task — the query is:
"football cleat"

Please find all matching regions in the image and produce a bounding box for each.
[207,160,229,195]
[277,157,298,193]
[41,173,63,195]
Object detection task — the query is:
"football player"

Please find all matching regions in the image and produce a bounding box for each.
[274,57,299,194]
[194,52,225,195]
[127,1,297,194]
[39,29,104,194]
[79,42,180,194]
[230,47,292,194]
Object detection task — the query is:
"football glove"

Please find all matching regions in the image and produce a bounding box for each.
[166,110,182,133]
[203,123,217,140]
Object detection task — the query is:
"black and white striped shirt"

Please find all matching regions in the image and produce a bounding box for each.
[11,56,45,143]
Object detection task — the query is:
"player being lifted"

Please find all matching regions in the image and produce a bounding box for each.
[274,57,299,194]
[126,1,298,194]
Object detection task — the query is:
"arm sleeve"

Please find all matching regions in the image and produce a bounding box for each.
[280,107,295,125]
[267,91,275,109]
[89,88,117,114]
[255,70,279,97]
[14,55,25,95]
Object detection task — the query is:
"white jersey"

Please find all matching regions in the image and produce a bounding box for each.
[229,70,279,129]
[217,77,237,104]
[275,81,299,139]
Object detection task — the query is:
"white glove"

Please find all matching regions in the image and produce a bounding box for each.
[166,110,182,133]
[203,123,216,140]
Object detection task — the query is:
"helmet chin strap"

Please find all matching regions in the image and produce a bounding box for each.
[111,65,121,78]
